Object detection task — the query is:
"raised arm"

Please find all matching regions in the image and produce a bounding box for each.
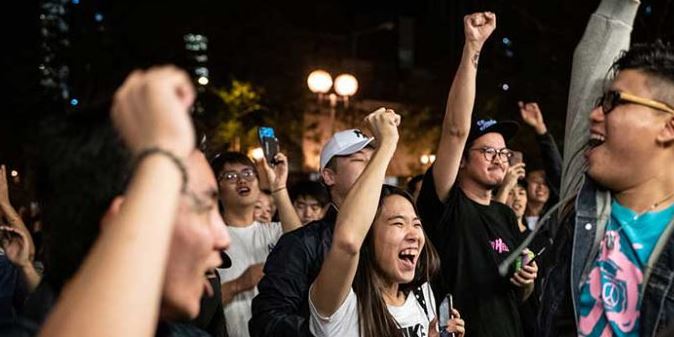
[560,0,640,200]
[309,108,399,316]
[258,153,302,232]
[518,102,562,198]
[39,66,196,337]
[433,12,496,202]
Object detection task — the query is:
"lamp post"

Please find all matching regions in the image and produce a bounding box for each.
[307,69,358,133]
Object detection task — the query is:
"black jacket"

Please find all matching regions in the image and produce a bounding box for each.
[249,206,337,337]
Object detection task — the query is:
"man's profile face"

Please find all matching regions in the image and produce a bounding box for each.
[161,152,230,320]
[322,148,374,200]
[586,69,673,191]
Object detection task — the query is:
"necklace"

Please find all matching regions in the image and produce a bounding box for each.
[606,190,674,250]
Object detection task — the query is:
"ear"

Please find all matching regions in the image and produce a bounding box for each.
[321,168,336,187]
[100,196,124,230]
[656,116,674,146]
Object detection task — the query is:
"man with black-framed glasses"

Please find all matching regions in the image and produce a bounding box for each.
[415,12,537,337]
[210,151,301,337]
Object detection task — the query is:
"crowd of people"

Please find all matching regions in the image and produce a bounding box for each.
[2,0,674,336]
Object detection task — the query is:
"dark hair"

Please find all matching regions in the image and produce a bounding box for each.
[289,180,330,206]
[353,185,440,337]
[612,40,674,104]
[406,175,424,195]
[209,151,255,178]
[35,103,131,291]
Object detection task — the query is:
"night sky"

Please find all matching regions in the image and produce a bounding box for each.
[1,0,673,180]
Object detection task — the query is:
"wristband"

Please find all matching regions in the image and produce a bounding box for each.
[134,147,188,193]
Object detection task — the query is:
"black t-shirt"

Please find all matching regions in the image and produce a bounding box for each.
[417,166,523,337]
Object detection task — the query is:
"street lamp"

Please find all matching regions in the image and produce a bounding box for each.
[307,70,358,107]
[307,70,333,95]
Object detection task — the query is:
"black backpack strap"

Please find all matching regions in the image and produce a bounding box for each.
[413,285,429,318]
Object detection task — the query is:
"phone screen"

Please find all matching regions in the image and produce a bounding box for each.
[509,151,523,166]
[439,294,456,337]
[258,126,280,164]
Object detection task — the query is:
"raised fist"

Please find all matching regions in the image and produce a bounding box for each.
[111,66,196,158]
[464,12,496,48]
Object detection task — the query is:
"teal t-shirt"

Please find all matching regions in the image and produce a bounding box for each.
[577,200,674,336]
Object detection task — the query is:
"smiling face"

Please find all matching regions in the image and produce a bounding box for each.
[371,194,425,285]
[506,185,528,219]
[253,192,275,224]
[586,70,674,192]
[161,152,230,320]
[526,170,549,205]
[462,132,509,189]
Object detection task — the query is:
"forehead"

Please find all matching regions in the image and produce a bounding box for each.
[471,132,506,148]
[296,195,320,204]
[379,194,416,217]
[187,152,218,192]
[527,170,546,181]
[222,162,254,172]
[611,69,653,97]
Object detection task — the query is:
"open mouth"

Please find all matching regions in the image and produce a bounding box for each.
[398,248,418,270]
[204,270,217,297]
[588,133,606,149]
[236,186,251,196]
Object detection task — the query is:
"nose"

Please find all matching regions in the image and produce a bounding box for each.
[590,105,605,123]
[212,211,230,251]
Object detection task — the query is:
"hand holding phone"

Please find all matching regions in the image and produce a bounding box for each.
[258,127,280,165]
[439,294,456,337]
[509,151,523,166]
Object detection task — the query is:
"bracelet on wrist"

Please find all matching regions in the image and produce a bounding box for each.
[133,147,188,193]
[271,186,286,194]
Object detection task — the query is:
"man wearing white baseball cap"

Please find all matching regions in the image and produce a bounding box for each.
[250,110,392,337]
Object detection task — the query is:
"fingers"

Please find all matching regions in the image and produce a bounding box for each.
[451,308,461,319]
[273,153,288,166]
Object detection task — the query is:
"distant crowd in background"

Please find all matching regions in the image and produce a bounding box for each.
[3,0,674,337]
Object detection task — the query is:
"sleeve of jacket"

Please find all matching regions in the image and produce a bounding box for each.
[249,232,313,337]
[536,132,562,201]
[560,0,639,201]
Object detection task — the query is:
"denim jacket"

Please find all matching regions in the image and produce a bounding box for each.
[534,0,674,335]
[539,177,674,337]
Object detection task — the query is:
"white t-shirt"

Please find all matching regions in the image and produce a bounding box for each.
[525,216,539,231]
[217,221,283,337]
[309,282,436,337]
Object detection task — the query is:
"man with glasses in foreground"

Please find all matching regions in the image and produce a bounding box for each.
[416,11,537,337]
[538,0,674,335]
[210,152,300,337]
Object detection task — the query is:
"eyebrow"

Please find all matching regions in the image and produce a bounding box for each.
[386,215,420,222]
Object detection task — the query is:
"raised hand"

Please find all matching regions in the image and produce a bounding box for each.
[503,163,526,188]
[464,12,496,49]
[518,101,547,135]
[259,153,289,192]
[0,165,10,207]
[364,107,400,150]
[0,226,32,268]
[111,66,196,158]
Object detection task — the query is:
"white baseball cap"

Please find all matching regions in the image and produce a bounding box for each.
[319,129,374,170]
